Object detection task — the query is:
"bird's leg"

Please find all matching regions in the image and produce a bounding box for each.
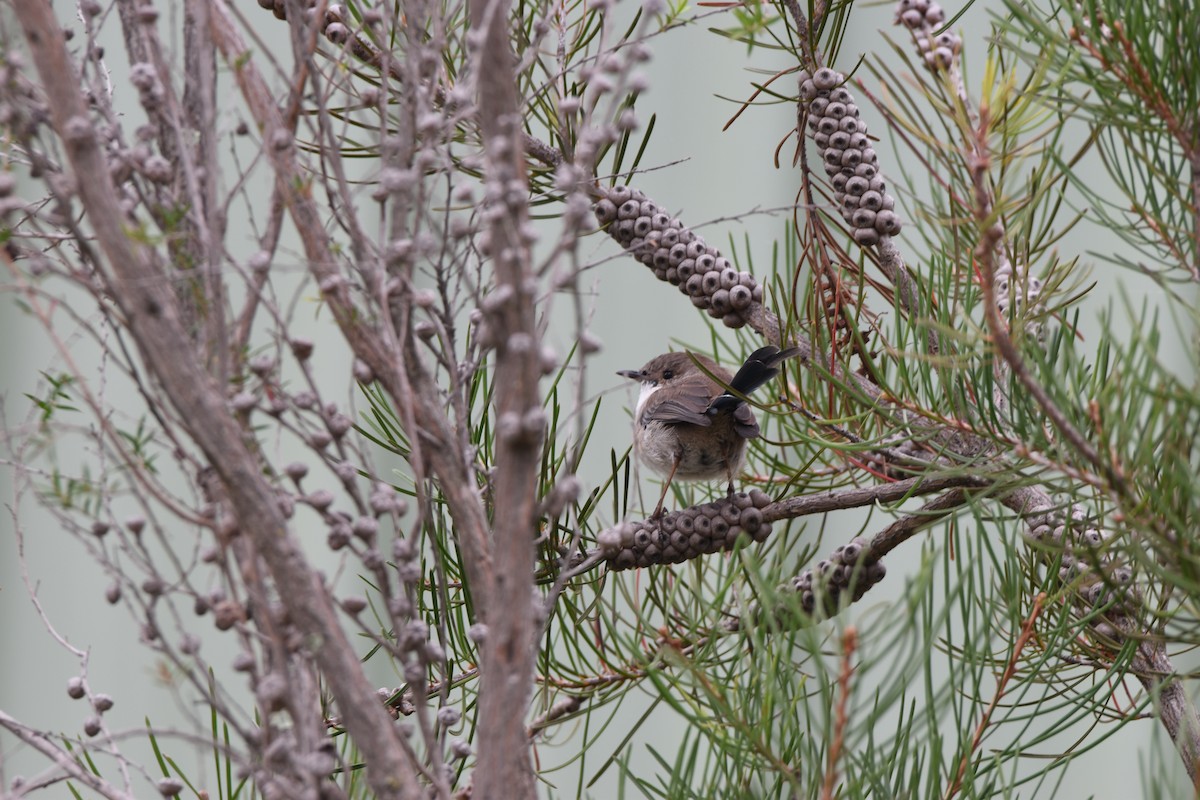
[652,457,680,519]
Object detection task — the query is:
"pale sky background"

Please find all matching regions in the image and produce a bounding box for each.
[1,0,1192,796]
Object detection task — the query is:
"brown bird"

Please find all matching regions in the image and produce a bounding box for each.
[618,345,800,517]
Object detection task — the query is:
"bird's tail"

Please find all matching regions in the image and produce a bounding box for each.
[708,345,801,411]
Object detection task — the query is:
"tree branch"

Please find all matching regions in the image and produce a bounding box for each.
[467,0,541,792]
[12,4,420,798]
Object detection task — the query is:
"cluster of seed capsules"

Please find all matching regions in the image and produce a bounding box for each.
[1029,512,1131,592]
[254,0,363,51]
[255,0,313,21]
[785,537,886,615]
[894,0,961,71]
[797,68,901,247]
[593,185,762,329]
[1027,507,1138,640]
[994,262,1043,316]
[596,490,774,570]
[988,260,1048,344]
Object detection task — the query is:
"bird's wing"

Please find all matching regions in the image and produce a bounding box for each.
[641,386,715,427]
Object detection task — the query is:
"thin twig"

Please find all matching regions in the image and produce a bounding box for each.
[821,626,858,800]
[0,713,137,800]
[943,593,1046,800]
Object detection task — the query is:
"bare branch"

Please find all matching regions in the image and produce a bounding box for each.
[0,712,136,800]
[12,4,420,797]
[467,0,541,790]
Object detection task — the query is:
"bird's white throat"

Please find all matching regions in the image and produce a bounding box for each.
[634,381,660,417]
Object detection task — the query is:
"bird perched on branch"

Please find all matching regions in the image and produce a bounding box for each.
[618,345,800,517]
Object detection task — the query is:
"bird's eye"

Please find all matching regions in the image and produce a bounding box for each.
[662,369,674,380]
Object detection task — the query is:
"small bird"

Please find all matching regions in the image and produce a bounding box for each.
[618,345,800,517]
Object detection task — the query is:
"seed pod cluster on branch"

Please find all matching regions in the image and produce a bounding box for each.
[784,537,886,615]
[595,490,774,570]
[253,0,367,54]
[593,185,762,328]
[993,261,1047,343]
[797,69,901,247]
[254,0,312,22]
[894,0,962,72]
[1027,506,1140,642]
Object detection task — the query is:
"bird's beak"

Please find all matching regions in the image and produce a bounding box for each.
[617,369,643,380]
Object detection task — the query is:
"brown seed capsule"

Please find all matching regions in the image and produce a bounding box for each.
[607,185,632,204]
[668,243,688,266]
[874,210,901,235]
[851,208,877,229]
[853,228,881,246]
[841,540,864,563]
[729,284,753,310]
[829,131,851,149]
[845,176,869,196]
[741,507,763,530]
[157,778,184,797]
[594,198,617,222]
[855,162,878,179]
[751,522,772,542]
[813,68,841,90]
